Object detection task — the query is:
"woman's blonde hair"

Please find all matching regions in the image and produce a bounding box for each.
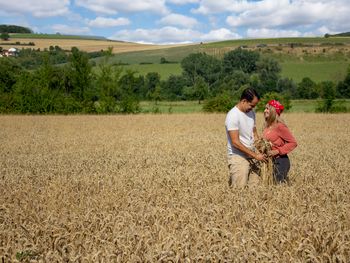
[264,104,285,129]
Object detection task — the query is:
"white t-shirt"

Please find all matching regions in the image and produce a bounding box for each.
[225,106,256,157]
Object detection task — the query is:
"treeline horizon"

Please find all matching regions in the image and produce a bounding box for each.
[0,25,32,34]
[1,46,350,114]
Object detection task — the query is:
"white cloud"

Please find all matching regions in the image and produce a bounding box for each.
[88,17,130,27]
[224,0,350,32]
[191,0,350,36]
[75,0,169,15]
[246,28,302,38]
[1,0,349,43]
[0,0,70,17]
[110,26,202,44]
[192,0,253,15]
[51,24,91,35]
[200,28,241,41]
[166,0,199,4]
[110,26,241,44]
[159,14,198,28]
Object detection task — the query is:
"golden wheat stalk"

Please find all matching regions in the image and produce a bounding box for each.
[255,138,275,185]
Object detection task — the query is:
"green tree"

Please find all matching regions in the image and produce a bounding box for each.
[0,58,23,112]
[337,66,350,98]
[316,81,336,112]
[223,48,260,74]
[277,77,297,98]
[0,25,32,33]
[145,72,161,100]
[203,92,235,112]
[0,58,23,93]
[94,50,123,112]
[212,70,250,97]
[0,32,9,41]
[181,53,221,86]
[160,57,169,64]
[160,75,186,100]
[193,76,209,104]
[67,47,93,102]
[256,57,281,95]
[12,72,55,113]
[116,70,142,113]
[297,77,318,99]
[150,85,162,105]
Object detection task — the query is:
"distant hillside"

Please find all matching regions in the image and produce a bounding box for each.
[325,32,350,37]
[10,33,108,41]
[332,32,350,37]
[0,33,185,54]
[0,25,32,33]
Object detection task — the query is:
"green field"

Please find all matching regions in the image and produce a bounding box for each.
[140,101,203,113]
[139,100,350,114]
[117,61,349,83]
[9,34,350,84]
[124,63,182,79]
[202,37,350,48]
[290,99,350,112]
[101,37,350,83]
[106,37,350,65]
[104,45,201,65]
[281,61,349,82]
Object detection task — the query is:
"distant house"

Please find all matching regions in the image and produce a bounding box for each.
[1,47,19,57]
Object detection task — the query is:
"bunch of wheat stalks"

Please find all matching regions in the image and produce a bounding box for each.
[255,138,275,185]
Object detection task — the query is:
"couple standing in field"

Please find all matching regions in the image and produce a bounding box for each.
[225,88,297,187]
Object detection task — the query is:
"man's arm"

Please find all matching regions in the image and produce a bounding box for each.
[228,130,266,161]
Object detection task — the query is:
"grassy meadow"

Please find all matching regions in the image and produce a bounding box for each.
[1,113,350,261]
[3,34,350,82]
[140,100,204,113]
[280,61,349,83]
[121,60,349,83]
[139,99,350,113]
[107,37,350,83]
[202,37,350,47]
[124,63,182,80]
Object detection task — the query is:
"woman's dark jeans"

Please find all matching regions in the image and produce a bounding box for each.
[273,155,290,183]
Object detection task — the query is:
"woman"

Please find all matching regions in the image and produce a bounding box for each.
[263,100,297,183]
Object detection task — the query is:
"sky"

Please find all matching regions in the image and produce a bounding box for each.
[0,0,349,45]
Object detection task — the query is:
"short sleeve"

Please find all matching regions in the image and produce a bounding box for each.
[226,110,239,131]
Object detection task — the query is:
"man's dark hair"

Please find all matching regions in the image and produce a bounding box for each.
[240,87,260,102]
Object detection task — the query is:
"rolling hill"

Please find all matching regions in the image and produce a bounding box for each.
[1,33,350,82]
[1,33,192,54]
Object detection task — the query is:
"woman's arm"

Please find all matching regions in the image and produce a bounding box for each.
[275,123,297,155]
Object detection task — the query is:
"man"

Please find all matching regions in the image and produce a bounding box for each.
[225,87,266,187]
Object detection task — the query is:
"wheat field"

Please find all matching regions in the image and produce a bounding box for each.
[7,38,188,54]
[1,113,350,262]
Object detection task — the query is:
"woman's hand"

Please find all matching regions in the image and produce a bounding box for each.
[267,149,279,157]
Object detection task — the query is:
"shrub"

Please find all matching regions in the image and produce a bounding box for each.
[256,92,291,112]
[203,93,235,112]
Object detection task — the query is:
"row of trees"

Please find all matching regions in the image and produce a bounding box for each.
[1,47,350,113]
[0,46,106,69]
[1,25,33,41]
[0,25,32,33]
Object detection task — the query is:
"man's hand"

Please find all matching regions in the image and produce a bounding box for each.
[254,152,267,161]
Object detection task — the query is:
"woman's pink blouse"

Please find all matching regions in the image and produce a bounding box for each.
[263,123,297,155]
